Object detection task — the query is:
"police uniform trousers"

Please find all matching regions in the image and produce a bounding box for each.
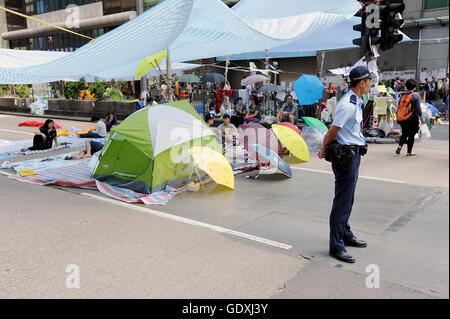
[329,147,361,252]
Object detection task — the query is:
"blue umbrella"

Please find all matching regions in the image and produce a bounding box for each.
[294,74,324,105]
[201,73,226,83]
[247,143,292,178]
[424,103,440,116]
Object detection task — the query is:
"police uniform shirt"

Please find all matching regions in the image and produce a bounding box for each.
[332,90,366,146]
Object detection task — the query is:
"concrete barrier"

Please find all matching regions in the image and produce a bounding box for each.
[0,97,32,113]
[0,98,137,120]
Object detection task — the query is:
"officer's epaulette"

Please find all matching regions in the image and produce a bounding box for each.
[350,94,357,105]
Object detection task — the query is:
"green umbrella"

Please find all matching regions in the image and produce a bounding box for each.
[103,87,124,101]
[177,74,201,83]
[302,117,328,132]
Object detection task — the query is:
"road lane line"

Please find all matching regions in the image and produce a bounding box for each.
[0,128,34,136]
[291,167,406,184]
[81,192,293,250]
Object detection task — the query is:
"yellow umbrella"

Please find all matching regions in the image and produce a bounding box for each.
[272,124,309,163]
[190,146,235,190]
[134,50,168,80]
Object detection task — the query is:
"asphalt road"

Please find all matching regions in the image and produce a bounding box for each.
[0,114,448,298]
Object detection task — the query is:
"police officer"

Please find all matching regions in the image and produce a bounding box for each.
[318,66,375,263]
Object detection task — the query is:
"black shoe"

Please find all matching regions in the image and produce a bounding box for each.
[329,250,356,263]
[344,237,367,248]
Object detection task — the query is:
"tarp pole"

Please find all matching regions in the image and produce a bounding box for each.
[318,51,326,120]
[136,0,147,105]
[225,56,230,84]
[167,47,173,102]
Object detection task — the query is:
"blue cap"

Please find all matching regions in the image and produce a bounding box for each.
[349,66,376,82]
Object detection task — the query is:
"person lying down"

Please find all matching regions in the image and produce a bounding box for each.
[65,139,104,160]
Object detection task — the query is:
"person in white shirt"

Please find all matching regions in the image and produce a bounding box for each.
[77,116,107,138]
[218,114,238,147]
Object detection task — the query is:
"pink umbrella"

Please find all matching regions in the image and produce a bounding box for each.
[278,122,301,135]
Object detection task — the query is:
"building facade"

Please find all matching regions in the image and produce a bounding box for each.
[318,0,449,84]
[0,0,239,51]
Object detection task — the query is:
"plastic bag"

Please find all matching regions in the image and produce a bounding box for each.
[419,123,431,140]
[301,126,326,152]
[28,98,48,116]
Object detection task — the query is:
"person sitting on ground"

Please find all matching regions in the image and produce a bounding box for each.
[232,97,246,127]
[105,112,117,132]
[277,95,299,125]
[204,113,215,127]
[22,119,58,152]
[147,96,158,106]
[65,139,105,160]
[326,83,337,99]
[77,116,107,138]
[244,96,262,124]
[218,114,238,146]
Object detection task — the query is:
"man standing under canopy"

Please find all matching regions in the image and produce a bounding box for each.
[318,66,374,264]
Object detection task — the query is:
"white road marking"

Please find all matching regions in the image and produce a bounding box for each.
[291,167,406,184]
[291,167,333,175]
[0,128,34,136]
[81,192,293,250]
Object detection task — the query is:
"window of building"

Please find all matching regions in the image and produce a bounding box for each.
[425,0,449,9]
[144,0,161,11]
[104,0,136,15]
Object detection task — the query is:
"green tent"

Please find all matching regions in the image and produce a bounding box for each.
[93,101,222,194]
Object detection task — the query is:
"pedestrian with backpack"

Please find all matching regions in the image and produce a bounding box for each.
[395,79,426,157]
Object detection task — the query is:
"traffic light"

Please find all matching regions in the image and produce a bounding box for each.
[380,2,405,51]
[353,6,383,54]
[353,1,405,54]
[353,9,369,53]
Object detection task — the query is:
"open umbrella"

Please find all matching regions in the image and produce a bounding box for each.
[302,116,328,133]
[134,50,167,80]
[301,126,326,152]
[272,124,309,163]
[201,73,226,83]
[424,103,440,116]
[102,87,124,101]
[247,143,292,178]
[294,74,324,105]
[241,74,269,87]
[190,146,235,190]
[178,74,201,83]
[278,122,301,135]
[258,84,282,93]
